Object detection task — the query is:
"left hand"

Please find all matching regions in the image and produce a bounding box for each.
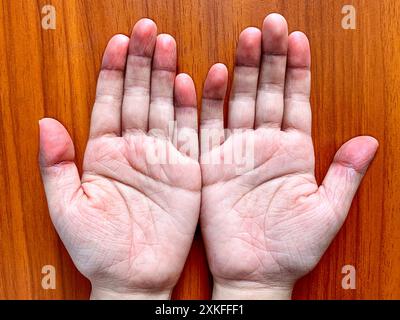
[39,19,201,300]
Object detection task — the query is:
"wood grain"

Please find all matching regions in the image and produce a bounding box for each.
[0,0,399,299]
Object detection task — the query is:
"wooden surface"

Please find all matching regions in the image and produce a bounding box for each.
[0,0,399,299]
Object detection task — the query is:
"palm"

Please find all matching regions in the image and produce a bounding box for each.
[61,135,200,289]
[202,129,331,286]
[39,19,201,296]
[200,14,377,291]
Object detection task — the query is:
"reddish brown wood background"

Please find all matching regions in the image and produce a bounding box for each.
[0,0,399,299]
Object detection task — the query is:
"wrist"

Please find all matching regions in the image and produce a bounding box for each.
[212,280,293,300]
[90,286,172,300]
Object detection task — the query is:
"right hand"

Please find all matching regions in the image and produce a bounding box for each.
[199,14,378,299]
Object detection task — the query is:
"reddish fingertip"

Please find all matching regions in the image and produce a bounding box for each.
[240,27,262,41]
[157,34,176,46]
[288,32,311,68]
[263,13,288,30]
[262,13,288,54]
[263,13,288,37]
[130,18,158,57]
[175,73,197,107]
[153,34,177,71]
[155,34,177,59]
[335,136,379,173]
[237,27,261,66]
[39,118,75,167]
[132,18,157,37]
[202,63,228,100]
[102,35,129,70]
[209,63,228,85]
[176,73,194,85]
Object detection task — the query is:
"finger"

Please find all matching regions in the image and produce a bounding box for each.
[89,34,129,139]
[122,18,157,134]
[200,63,228,152]
[39,118,82,222]
[174,73,199,160]
[282,31,312,134]
[255,13,288,129]
[148,34,177,137]
[228,27,261,130]
[319,136,379,225]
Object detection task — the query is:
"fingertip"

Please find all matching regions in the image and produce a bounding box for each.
[153,34,177,71]
[102,34,129,70]
[113,33,130,42]
[335,136,379,173]
[288,31,311,68]
[39,117,65,132]
[203,63,228,99]
[366,136,379,150]
[175,73,195,89]
[130,18,158,57]
[132,18,158,37]
[354,136,379,155]
[39,118,75,167]
[262,13,288,54]
[212,62,228,73]
[157,33,176,47]
[239,27,262,42]
[112,34,130,54]
[176,72,192,80]
[175,73,197,108]
[207,63,228,86]
[264,13,288,29]
[155,34,177,57]
[236,27,262,66]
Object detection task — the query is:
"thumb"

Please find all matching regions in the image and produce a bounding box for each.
[39,118,82,221]
[319,136,378,224]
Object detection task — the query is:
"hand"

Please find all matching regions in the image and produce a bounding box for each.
[199,14,378,300]
[39,19,201,300]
